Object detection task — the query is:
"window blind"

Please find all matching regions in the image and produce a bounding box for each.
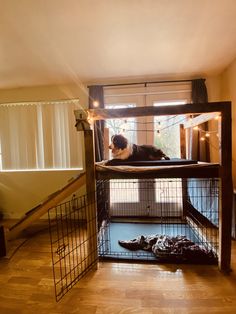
[0,99,83,171]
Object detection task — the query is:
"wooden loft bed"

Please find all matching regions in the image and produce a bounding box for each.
[78,101,233,272]
[0,101,232,275]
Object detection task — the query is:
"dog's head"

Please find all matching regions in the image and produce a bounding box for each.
[109,134,128,158]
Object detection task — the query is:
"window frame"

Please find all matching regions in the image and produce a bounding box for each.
[104,83,191,217]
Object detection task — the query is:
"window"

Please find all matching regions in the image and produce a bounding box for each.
[148,101,189,212]
[104,82,191,217]
[105,103,137,159]
[0,100,83,171]
[153,101,187,158]
[105,100,141,215]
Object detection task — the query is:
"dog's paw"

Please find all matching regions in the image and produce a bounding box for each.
[105,159,120,166]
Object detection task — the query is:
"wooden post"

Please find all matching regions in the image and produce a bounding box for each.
[219,103,232,272]
[180,124,186,159]
[104,127,110,160]
[0,226,7,257]
[180,124,188,220]
[84,130,98,269]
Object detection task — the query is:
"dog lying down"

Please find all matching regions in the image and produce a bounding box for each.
[106,134,170,166]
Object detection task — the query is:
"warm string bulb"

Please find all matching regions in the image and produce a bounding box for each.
[93,100,99,108]
[87,117,93,124]
[156,121,161,137]
[189,114,220,142]
[197,129,218,142]
[157,129,161,137]
[87,112,94,124]
[121,120,128,133]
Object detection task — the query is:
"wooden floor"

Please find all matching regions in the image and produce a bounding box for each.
[1,223,236,314]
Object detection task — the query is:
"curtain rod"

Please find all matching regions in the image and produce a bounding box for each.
[88,78,204,88]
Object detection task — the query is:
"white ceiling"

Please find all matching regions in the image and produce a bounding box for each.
[1,0,236,89]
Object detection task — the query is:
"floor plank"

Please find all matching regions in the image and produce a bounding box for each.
[0,221,236,314]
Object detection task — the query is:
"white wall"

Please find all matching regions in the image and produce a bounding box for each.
[0,170,83,219]
[0,83,88,105]
[220,57,236,188]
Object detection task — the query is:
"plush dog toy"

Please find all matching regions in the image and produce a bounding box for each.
[107,134,170,165]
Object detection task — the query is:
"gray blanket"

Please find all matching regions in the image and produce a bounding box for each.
[118,234,217,263]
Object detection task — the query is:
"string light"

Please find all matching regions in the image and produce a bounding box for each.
[87,112,94,124]
[191,127,219,142]
[93,100,99,108]
[113,115,179,125]
[185,114,220,142]
[105,121,219,137]
[103,115,220,147]
[94,117,222,160]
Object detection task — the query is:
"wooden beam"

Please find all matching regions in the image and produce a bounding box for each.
[0,226,7,257]
[7,173,86,241]
[84,130,98,269]
[87,102,230,121]
[184,112,220,129]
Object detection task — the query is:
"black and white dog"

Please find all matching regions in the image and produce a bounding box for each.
[107,134,170,165]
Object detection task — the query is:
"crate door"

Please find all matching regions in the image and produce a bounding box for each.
[48,194,98,301]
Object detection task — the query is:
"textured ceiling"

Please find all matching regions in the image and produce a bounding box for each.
[1,0,236,88]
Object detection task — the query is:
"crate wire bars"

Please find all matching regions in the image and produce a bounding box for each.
[48,177,219,301]
[48,193,98,302]
[97,178,219,262]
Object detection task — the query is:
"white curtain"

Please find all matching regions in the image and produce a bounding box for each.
[0,100,83,170]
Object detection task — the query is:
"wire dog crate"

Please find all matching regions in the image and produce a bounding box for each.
[48,177,219,300]
[97,178,219,264]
